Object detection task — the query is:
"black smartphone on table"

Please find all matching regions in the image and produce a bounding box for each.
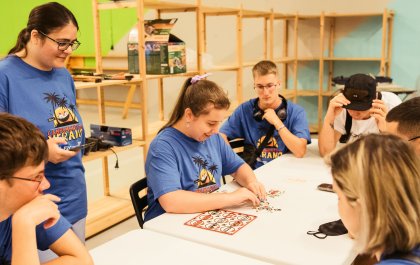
[317,183,334,193]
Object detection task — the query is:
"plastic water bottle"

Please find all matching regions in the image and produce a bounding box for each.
[127,28,139,74]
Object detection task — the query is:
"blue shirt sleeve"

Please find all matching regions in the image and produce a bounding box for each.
[146,139,183,201]
[36,215,71,251]
[287,105,312,144]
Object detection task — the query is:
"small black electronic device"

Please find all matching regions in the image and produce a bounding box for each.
[253,94,288,122]
[317,183,334,193]
[68,142,96,152]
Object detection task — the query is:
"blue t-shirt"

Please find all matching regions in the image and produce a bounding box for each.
[0,56,87,224]
[220,98,311,168]
[0,215,71,263]
[144,127,244,222]
[377,246,420,265]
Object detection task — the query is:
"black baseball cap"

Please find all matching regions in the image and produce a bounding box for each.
[343,74,377,111]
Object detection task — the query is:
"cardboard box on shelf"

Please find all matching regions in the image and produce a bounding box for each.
[90,124,132,146]
[127,18,186,75]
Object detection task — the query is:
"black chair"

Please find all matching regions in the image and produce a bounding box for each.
[222,138,245,184]
[129,177,148,228]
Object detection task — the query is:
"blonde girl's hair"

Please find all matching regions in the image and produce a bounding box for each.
[326,134,420,255]
[159,77,230,133]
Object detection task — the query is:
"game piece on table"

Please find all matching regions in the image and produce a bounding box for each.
[184,209,257,235]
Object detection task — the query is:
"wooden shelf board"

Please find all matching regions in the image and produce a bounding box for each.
[242,10,271,18]
[206,65,240,72]
[71,66,128,72]
[201,6,239,15]
[323,57,382,62]
[296,57,320,61]
[82,140,145,163]
[273,14,295,20]
[86,195,134,238]
[322,91,336,97]
[297,90,319,96]
[76,98,141,109]
[297,14,321,19]
[280,89,296,99]
[70,54,126,59]
[75,79,135,90]
[325,12,383,18]
[145,71,199,80]
[98,0,197,11]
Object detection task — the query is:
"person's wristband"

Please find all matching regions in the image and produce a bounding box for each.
[276,124,286,131]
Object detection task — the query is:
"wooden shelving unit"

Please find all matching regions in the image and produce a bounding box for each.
[84,0,202,237]
[271,10,393,132]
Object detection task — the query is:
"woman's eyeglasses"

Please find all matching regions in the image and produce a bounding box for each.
[38,31,81,51]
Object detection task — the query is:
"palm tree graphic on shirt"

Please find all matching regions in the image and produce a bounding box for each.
[192,155,217,188]
[44,92,78,127]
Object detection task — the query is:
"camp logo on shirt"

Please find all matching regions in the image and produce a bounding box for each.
[192,155,218,193]
[43,92,83,141]
[44,92,78,127]
[256,135,283,160]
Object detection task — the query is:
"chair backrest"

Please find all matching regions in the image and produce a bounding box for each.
[129,177,148,228]
[229,138,244,157]
[222,138,245,184]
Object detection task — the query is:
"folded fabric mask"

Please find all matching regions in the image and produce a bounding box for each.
[307,219,348,239]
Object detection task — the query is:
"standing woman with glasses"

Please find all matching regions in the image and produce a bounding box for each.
[220,60,311,169]
[0,2,87,262]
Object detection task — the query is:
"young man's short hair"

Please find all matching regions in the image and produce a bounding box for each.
[0,113,48,180]
[386,97,420,139]
[252,60,278,77]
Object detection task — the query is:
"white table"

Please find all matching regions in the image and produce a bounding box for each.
[144,140,357,265]
[90,229,274,265]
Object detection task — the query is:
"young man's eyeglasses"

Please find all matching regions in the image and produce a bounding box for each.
[254,83,277,91]
[409,136,420,142]
[10,174,44,189]
[38,31,81,51]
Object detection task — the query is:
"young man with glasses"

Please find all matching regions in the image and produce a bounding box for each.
[318,73,402,157]
[220,60,311,169]
[0,2,88,261]
[0,113,92,265]
[386,97,420,155]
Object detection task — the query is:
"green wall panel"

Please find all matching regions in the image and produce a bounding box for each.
[0,1,137,56]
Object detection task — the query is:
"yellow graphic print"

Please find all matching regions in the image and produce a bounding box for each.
[257,135,283,160]
[192,155,218,192]
[44,92,78,128]
[44,91,83,142]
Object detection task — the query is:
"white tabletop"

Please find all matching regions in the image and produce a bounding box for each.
[90,229,274,265]
[144,140,357,265]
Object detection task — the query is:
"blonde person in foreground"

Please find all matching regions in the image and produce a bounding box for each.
[327,134,419,264]
[143,75,266,222]
[0,113,92,265]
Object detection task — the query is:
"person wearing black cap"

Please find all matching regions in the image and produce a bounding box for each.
[318,73,401,157]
